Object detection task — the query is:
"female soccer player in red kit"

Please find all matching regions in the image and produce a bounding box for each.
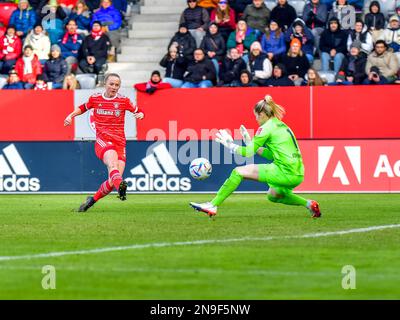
[64,73,144,212]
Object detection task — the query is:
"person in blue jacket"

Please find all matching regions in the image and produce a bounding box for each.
[8,0,37,39]
[58,19,84,74]
[91,0,122,53]
[2,69,25,90]
[260,20,286,64]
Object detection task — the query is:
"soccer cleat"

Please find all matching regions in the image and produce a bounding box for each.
[118,180,128,201]
[308,200,321,218]
[190,202,217,217]
[77,196,96,212]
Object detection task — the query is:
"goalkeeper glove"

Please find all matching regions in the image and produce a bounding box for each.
[239,125,251,146]
[215,129,239,154]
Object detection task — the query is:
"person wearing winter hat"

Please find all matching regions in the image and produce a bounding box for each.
[364,1,385,42]
[247,40,272,86]
[281,37,310,86]
[134,70,172,94]
[8,0,37,38]
[284,18,315,63]
[381,15,400,64]
[79,21,111,75]
[168,23,197,62]
[42,44,68,89]
[24,23,51,64]
[231,69,258,87]
[261,20,286,63]
[2,69,25,90]
[264,63,294,86]
[319,17,347,73]
[337,40,367,85]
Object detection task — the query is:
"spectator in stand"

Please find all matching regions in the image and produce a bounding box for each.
[68,0,92,36]
[270,0,297,32]
[280,38,310,86]
[242,0,270,37]
[39,0,67,21]
[366,40,399,83]
[232,68,257,86]
[33,74,49,90]
[302,0,328,55]
[180,0,210,47]
[264,63,294,86]
[181,48,216,88]
[218,47,246,86]
[347,19,373,57]
[337,41,367,84]
[41,0,66,45]
[91,0,122,57]
[260,20,286,63]
[197,0,219,15]
[364,1,385,42]
[319,17,347,73]
[227,19,257,59]
[200,22,226,78]
[285,18,315,64]
[58,19,83,73]
[79,21,110,74]
[58,0,78,15]
[0,25,22,74]
[229,1,252,20]
[247,41,272,86]
[210,0,236,42]
[168,23,197,62]
[24,23,51,64]
[63,73,80,89]
[9,0,37,39]
[302,67,325,85]
[328,0,356,31]
[160,44,187,88]
[14,44,42,89]
[380,15,400,64]
[2,69,25,89]
[363,65,388,84]
[85,0,101,12]
[134,70,172,94]
[42,44,68,89]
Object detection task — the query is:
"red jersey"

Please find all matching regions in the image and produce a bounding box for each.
[79,92,142,146]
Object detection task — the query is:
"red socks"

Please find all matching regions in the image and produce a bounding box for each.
[93,180,113,202]
[109,169,123,190]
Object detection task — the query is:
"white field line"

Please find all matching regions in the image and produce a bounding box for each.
[0,224,399,262]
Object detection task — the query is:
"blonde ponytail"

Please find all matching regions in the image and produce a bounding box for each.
[254,95,285,120]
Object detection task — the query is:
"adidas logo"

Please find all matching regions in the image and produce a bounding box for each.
[0,144,40,192]
[127,143,191,192]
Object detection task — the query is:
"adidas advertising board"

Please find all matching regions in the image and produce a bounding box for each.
[1,140,400,193]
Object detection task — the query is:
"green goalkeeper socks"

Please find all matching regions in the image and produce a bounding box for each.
[267,191,308,207]
[211,169,243,206]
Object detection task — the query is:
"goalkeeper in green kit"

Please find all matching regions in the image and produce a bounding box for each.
[190,95,321,218]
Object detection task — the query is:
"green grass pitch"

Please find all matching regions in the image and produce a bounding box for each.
[0,194,399,299]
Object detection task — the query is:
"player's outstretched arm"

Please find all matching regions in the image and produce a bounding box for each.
[64,108,83,126]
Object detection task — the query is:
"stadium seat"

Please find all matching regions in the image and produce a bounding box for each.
[76,74,97,89]
[289,0,306,16]
[264,0,276,11]
[363,0,397,18]
[0,75,7,89]
[0,3,18,27]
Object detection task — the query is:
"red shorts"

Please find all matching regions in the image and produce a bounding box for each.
[95,138,126,162]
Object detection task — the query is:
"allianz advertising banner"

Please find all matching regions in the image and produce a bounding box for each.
[1,140,400,193]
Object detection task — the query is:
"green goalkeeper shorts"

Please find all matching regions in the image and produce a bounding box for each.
[257,163,304,194]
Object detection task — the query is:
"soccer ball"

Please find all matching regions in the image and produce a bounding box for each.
[189,158,212,180]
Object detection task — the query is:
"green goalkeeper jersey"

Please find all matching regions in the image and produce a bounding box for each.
[236,117,304,176]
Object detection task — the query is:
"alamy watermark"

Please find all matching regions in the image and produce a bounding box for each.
[341,265,356,290]
[41,265,56,290]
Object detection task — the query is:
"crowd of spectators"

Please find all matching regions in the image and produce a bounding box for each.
[153,0,400,89]
[0,0,128,90]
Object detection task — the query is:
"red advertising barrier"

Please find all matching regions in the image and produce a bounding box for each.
[136,87,311,140]
[0,90,74,141]
[298,140,400,192]
[313,86,400,139]
[136,85,400,140]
